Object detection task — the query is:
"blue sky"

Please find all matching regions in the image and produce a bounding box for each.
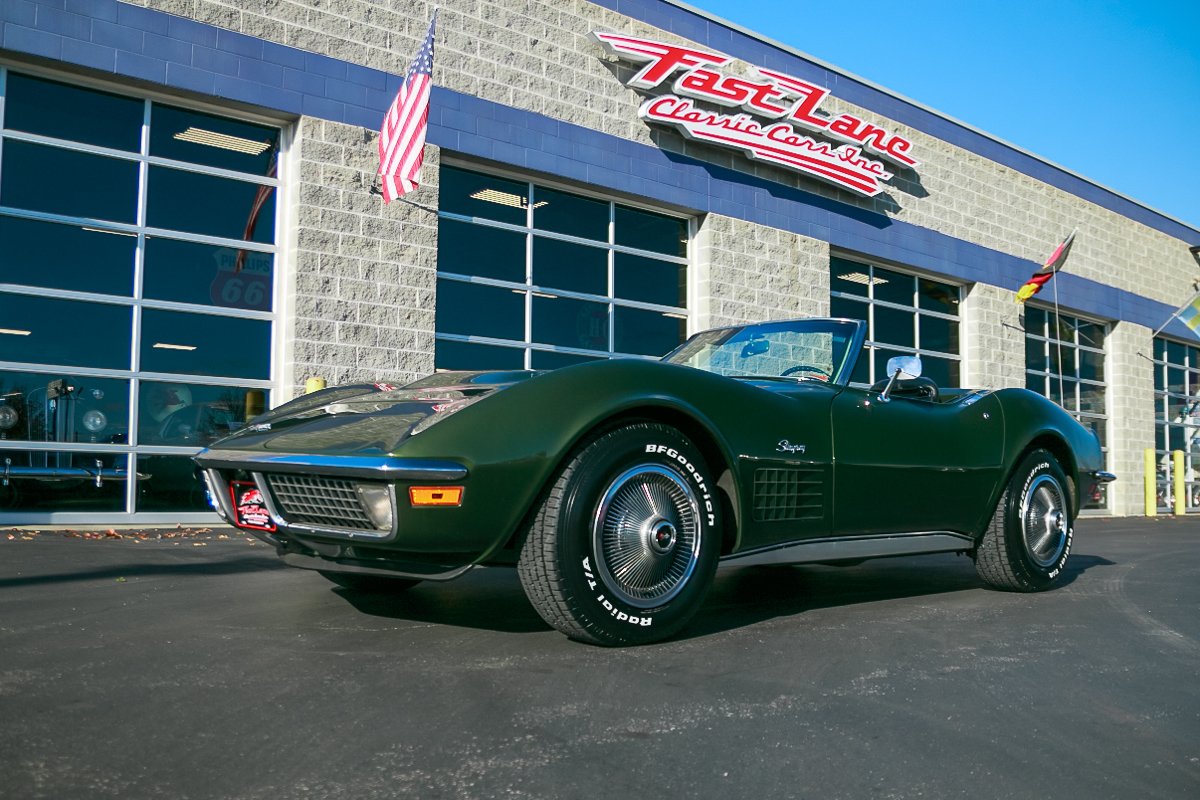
[689,0,1200,230]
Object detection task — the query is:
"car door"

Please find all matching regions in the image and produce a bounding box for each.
[829,386,1005,536]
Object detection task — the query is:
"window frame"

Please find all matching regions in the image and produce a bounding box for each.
[435,160,693,369]
[828,254,963,387]
[0,61,291,522]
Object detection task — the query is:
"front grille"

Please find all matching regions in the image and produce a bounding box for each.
[753,468,824,522]
[264,473,378,531]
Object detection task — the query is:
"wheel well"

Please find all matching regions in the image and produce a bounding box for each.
[1017,434,1079,512]
[499,406,741,558]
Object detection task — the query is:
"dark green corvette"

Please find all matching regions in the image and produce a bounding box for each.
[195,318,1113,645]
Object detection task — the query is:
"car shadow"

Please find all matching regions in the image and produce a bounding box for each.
[327,551,1117,642]
[0,555,285,588]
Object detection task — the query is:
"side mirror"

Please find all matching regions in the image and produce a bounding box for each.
[879,355,922,402]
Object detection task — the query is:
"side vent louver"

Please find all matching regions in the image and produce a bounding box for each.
[753,468,824,522]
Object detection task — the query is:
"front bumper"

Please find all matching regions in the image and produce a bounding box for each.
[196,449,479,581]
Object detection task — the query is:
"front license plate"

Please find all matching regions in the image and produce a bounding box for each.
[229,480,276,532]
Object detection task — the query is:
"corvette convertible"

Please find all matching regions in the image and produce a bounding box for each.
[195,318,1113,645]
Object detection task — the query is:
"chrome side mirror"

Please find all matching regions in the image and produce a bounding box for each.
[879,355,922,402]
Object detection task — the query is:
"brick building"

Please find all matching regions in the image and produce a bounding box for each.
[0,0,1197,523]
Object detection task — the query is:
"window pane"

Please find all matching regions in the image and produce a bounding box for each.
[435,280,523,341]
[848,349,869,385]
[439,166,527,225]
[532,295,608,351]
[533,186,608,242]
[1078,349,1105,382]
[1026,372,1044,393]
[920,355,959,387]
[532,237,606,296]
[1076,321,1106,350]
[435,339,524,370]
[1154,364,1165,392]
[143,237,274,311]
[1025,337,1046,373]
[614,307,685,357]
[135,454,211,511]
[1,141,138,222]
[530,350,601,370]
[0,294,131,369]
[1050,346,1078,379]
[614,252,686,307]
[614,205,687,257]
[0,371,128,444]
[1024,306,1046,335]
[873,305,914,348]
[150,104,278,175]
[0,451,128,512]
[830,294,867,322]
[920,315,958,354]
[138,382,263,447]
[1168,367,1186,395]
[1167,340,1186,366]
[871,267,913,306]
[5,73,142,151]
[0,215,135,296]
[147,166,276,243]
[1079,383,1106,415]
[918,278,959,315]
[437,218,524,282]
[140,309,271,379]
[829,258,870,298]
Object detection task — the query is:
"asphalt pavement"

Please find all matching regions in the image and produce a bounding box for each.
[1,516,1198,800]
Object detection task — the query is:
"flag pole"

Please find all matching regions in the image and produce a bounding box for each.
[1052,266,1066,408]
[1150,285,1200,338]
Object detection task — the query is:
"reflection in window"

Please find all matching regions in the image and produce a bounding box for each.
[435,165,690,369]
[0,371,129,445]
[0,70,280,517]
[829,257,961,386]
[1152,336,1200,513]
[1024,307,1109,510]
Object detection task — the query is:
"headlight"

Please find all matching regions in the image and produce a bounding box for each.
[0,405,17,431]
[82,409,108,433]
[355,483,394,531]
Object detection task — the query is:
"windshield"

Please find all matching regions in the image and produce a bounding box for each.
[663,319,864,385]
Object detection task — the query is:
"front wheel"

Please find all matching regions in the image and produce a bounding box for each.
[518,423,722,645]
[975,449,1073,591]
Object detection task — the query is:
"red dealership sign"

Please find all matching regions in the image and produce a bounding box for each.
[593,32,917,197]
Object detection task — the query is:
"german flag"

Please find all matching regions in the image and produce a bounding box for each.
[1016,230,1076,303]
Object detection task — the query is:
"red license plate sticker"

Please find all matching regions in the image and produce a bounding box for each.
[229,480,276,532]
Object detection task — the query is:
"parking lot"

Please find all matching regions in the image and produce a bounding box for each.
[2,516,1198,800]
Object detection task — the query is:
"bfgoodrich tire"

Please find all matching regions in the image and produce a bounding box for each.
[975,449,1073,592]
[517,423,722,646]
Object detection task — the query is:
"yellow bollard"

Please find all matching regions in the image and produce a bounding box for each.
[1173,450,1186,516]
[1144,448,1157,517]
[305,377,327,394]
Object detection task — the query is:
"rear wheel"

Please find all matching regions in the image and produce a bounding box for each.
[975,449,1073,591]
[317,571,419,594]
[518,423,721,645]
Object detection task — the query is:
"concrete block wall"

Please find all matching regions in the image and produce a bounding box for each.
[694,215,829,329]
[961,284,1025,391]
[288,118,438,395]
[1106,322,1157,516]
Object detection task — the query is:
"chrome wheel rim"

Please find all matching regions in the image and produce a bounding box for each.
[1020,473,1068,568]
[591,463,702,609]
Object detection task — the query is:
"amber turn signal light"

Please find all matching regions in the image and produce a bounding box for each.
[409,486,464,507]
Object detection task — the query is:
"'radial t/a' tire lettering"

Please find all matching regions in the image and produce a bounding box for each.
[517,423,721,645]
[975,448,1073,592]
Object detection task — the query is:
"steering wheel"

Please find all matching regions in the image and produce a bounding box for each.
[780,364,831,381]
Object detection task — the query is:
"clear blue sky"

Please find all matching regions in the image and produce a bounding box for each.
[688,0,1200,231]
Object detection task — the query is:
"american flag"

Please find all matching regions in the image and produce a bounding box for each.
[378,12,436,203]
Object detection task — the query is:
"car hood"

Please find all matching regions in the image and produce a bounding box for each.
[209,370,542,455]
